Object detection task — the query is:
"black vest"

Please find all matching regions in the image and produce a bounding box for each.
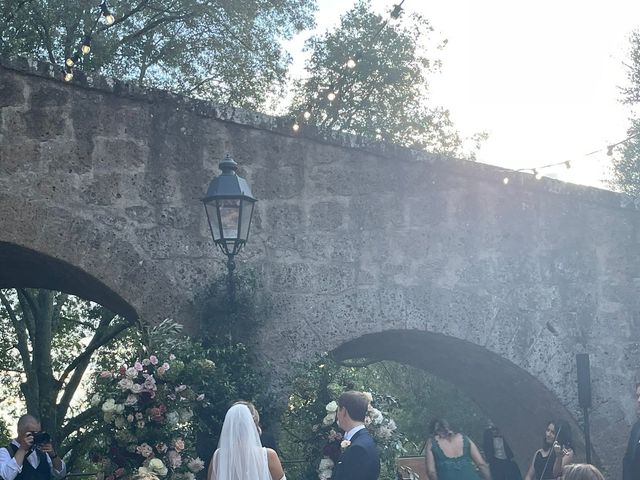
[6,445,51,480]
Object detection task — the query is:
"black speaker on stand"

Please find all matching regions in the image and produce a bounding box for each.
[576,353,592,464]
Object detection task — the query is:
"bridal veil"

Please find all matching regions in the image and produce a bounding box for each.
[212,404,272,480]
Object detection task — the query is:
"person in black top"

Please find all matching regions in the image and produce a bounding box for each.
[523,420,573,480]
[0,415,66,480]
[623,381,640,480]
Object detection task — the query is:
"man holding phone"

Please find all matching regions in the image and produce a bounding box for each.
[0,414,66,480]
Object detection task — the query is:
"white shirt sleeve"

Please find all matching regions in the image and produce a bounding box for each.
[0,447,22,480]
[45,452,67,479]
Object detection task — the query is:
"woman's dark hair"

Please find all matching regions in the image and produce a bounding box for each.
[542,420,573,449]
[555,420,573,449]
[429,418,453,438]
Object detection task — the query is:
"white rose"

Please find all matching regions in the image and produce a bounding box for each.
[130,383,143,394]
[124,394,138,406]
[166,411,180,425]
[179,409,194,422]
[325,401,338,413]
[90,394,102,407]
[149,458,168,476]
[186,458,204,473]
[322,413,336,426]
[101,398,116,413]
[183,473,195,480]
[319,458,334,471]
[118,378,134,390]
[114,416,126,428]
[114,404,125,414]
[369,408,383,425]
[125,367,139,378]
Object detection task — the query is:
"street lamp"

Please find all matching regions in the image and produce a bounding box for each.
[202,154,257,297]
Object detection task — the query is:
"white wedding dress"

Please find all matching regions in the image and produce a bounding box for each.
[210,404,286,480]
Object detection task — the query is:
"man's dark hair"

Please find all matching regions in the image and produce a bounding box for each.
[337,391,369,422]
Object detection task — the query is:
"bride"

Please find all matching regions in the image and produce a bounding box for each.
[208,403,286,480]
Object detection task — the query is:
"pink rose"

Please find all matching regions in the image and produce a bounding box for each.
[99,371,112,378]
[149,355,158,365]
[162,362,170,370]
[134,362,143,371]
[174,439,185,452]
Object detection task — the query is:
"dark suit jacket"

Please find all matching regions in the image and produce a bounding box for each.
[333,428,380,480]
[623,419,640,480]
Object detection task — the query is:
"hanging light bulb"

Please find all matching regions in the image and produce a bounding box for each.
[327,92,336,102]
[533,169,543,180]
[64,67,74,82]
[606,145,614,156]
[564,161,571,169]
[303,111,311,120]
[346,58,357,69]
[292,123,300,132]
[65,53,80,67]
[100,1,115,25]
[502,176,509,185]
[81,35,92,55]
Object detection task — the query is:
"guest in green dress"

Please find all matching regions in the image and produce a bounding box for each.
[425,419,492,480]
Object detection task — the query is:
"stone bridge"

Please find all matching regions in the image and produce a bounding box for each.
[2,57,640,477]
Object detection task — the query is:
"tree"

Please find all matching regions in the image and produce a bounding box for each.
[0,0,316,109]
[0,288,137,461]
[288,0,484,157]
[611,30,640,195]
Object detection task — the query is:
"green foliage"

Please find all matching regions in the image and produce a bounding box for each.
[0,0,316,109]
[289,0,483,157]
[72,319,272,476]
[612,31,640,195]
[0,416,10,445]
[280,356,489,480]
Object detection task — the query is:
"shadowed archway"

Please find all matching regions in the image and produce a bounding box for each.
[0,241,137,318]
[332,330,591,470]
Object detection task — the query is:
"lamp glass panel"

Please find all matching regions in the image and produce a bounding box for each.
[239,200,255,241]
[219,199,241,240]
[204,203,222,241]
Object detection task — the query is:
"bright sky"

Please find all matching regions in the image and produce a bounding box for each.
[284,0,640,189]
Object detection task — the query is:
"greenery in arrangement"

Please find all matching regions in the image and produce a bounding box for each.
[279,355,489,480]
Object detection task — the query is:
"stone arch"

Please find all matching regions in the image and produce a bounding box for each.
[331,329,589,471]
[0,241,136,318]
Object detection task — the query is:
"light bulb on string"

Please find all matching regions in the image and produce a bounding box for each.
[606,145,614,156]
[81,35,92,55]
[327,92,336,102]
[63,67,74,82]
[303,111,311,120]
[100,1,115,25]
[564,161,571,169]
[502,176,509,185]
[346,58,357,69]
[65,53,80,67]
[292,123,300,132]
[533,169,543,180]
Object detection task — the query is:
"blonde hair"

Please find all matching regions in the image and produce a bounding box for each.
[563,464,605,480]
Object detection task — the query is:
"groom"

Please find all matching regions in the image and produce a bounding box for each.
[332,391,380,480]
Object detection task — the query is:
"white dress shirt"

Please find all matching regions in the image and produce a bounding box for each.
[344,424,366,441]
[0,440,66,480]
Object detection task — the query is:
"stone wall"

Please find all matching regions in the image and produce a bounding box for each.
[2,57,640,476]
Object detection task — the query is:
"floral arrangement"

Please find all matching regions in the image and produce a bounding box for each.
[90,353,208,480]
[316,392,402,480]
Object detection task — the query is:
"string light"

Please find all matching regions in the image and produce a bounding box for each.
[502,177,509,185]
[81,35,92,55]
[62,2,116,82]
[100,1,115,25]
[292,123,300,132]
[564,161,571,169]
[533,169,543,180]
[290,0,406,133]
